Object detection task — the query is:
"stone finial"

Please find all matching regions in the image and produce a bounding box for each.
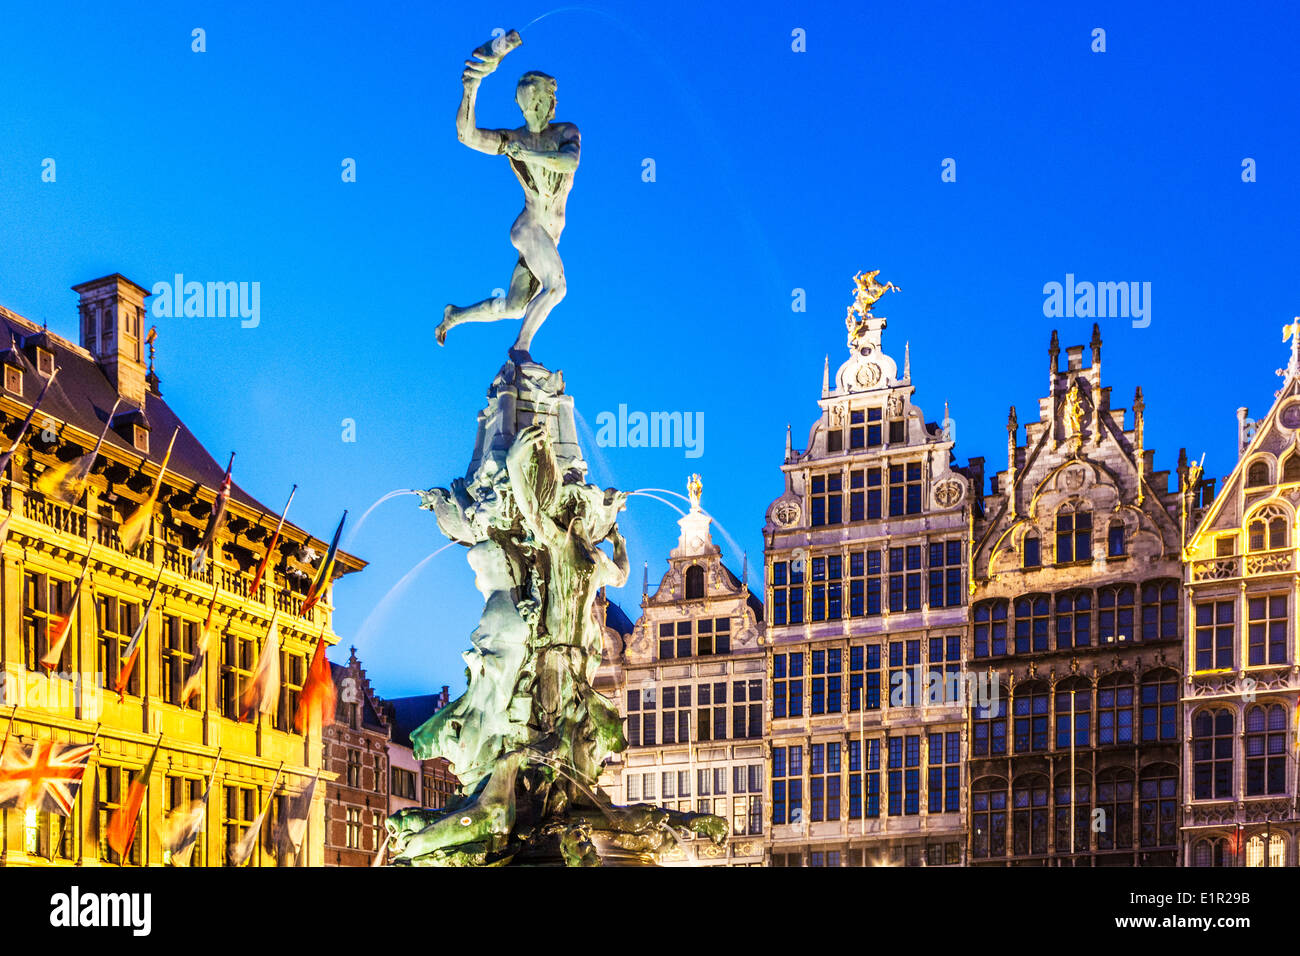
[1090,322,1102,365]
[822,355,830,396]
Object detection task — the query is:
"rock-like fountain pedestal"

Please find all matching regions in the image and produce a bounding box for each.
[385,359,725,866]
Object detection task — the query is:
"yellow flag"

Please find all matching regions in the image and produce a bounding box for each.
[35,397,121,505]
[119,428,178,552]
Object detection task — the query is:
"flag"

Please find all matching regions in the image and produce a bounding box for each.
[0,738,95,815]
[158,750,220,867]
[35,397,121,505]
[113,564,164,699]
[239,611,281,721]
[40,547,93,671]
[191,452,234,574]
[250,484,296,598]
[180,583,221,707]
[300,511,346,617]
[0,365,58,478]
[228,767,282,867]
[105,735,162,859]
[119,427,178,553]
[293,634,336,733]
[275,771,319,864]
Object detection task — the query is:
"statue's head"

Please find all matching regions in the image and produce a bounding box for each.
[516,71,557,130]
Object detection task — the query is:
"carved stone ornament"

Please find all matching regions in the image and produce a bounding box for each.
[1064,467,1085,491]
[933,478,963,508]
[773,500,802,527]
[855,363,881,387]
[887,395,903,418]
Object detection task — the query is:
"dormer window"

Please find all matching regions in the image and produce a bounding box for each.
[35,348,53,377]
[685,564,705,600]
[132,425,149,453]
[3,366,21,395]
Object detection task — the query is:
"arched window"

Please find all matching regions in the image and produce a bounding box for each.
[1055,506,1092,564]
[972,685,1008,757]
[1013,681,1050,753]
[1022,533,1041,569]
[1055,590,1092,649]
[1140,580,1178,641]
[1192,838,1233,867]
[1107,519,1126,557]
[1054,770,1091,855]
[1055,679,1090,749]
[1096,768,1135,850]
[1013,595,1050,653]
[973,601,1008,658]
[1098,673,1135,745]
[1245,704,1287,796]
[1192,709,1234,800]
[1099,585,1135,644]
[1283,453,1300,484]
[684,564,705,599]
[1246,460,1270,488]
[1138,764,1177,850]
[1246,833,1286,867]
[1011,774,1049,856]
[1140,669,1179,742]
[971,777,1007,858]
[1247,505,1288,552]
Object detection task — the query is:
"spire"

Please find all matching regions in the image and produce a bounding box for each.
[785,423,792,462]
[1049,329,1060,390]
[642,561,648,596]
[822,355,830,396]
[742,552,748,587]
[1285,317,1300,380]
[1133,386,1146,502]
[1090,322,1102,366]
[903,341,911,380]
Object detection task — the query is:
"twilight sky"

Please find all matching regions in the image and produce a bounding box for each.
[1,0,1297,698]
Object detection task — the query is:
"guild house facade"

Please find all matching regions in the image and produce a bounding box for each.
[969,327,1185,867]
[761,277,973,867]
[611,479,766,866]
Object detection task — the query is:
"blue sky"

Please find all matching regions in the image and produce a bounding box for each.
[1,0,1297,698]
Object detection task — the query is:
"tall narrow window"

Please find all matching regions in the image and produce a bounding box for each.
[1244,704,1287,796]
[1194,600,1235,671]
[684,565,704,599]
[1192,709,1234,800]
[1248,595,1288,666]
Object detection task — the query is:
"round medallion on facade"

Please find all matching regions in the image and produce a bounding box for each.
[773,500,801,527]
[1280,400,1300,431]
[1064,467,1086,491]
[933,478,963,508]
[855,363,881,387]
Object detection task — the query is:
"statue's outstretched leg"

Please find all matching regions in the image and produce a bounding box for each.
[437,258,537,345]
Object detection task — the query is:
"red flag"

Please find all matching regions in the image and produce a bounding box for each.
[293,635,336,733]
[0,738,95,815]
[191,452,234,574]
[300,511,346,617]
[251,484,296,598]
[180,583,221,708]
[40,547,94,671]
[105,735,162,859]
[113,564,164,699]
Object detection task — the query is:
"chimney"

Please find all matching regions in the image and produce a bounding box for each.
[72,274,149,406]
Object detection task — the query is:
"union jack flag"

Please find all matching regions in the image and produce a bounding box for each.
[0,738,95,816]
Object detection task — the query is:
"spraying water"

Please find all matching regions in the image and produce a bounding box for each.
[627,490,685,517]
[346,489,422,549]
[353,542,457,649]
[629,488,749,567]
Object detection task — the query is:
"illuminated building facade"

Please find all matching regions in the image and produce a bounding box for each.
[0,274,363,867]
[969,327,1184,866]
[762,294,972,867]
[610,487,766,866]
[1180,328,1300,867]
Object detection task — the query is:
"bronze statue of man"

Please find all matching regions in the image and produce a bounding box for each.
[436,31,580,359]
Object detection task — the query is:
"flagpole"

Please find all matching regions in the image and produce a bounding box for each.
[0,703,19,771]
